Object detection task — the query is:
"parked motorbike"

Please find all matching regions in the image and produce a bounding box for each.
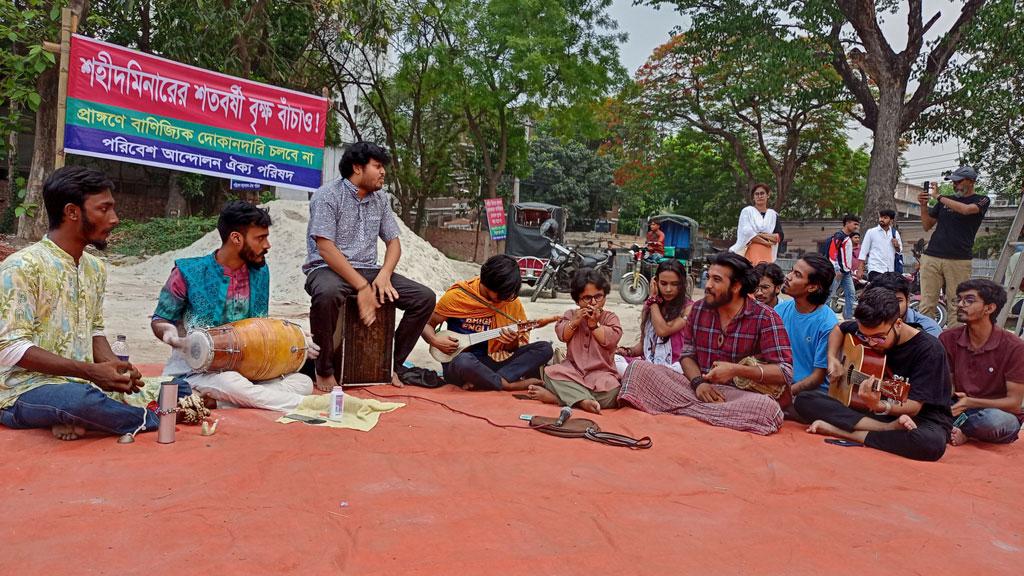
[530,241,613,302]
[619,244,652,305]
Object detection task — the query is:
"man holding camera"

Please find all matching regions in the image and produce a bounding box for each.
[917,166,990,327]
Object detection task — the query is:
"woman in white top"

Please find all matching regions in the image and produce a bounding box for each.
[730,183,783,264]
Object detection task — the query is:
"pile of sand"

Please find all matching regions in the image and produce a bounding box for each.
[118,200,461,305]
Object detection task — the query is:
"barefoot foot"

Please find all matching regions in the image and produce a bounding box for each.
[315,374,337,393]
[502,377,541,392]
[576,399,601,414]
[950,427,968,446]
[391,372,405,388]
[526,384,559,405]
[51,423,86,441]
[806,419,842,437]
[896,414,917,431]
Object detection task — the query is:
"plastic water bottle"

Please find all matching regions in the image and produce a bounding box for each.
[329,386,345,419]
[111,335,130,362]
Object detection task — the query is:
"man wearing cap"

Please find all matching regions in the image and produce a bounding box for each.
[917,166,990,327]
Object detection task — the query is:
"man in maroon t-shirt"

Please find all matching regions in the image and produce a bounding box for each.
[940,279,1024,446]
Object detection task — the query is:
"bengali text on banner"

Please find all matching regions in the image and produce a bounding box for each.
[484,198,507,241]
[64,35,329,191]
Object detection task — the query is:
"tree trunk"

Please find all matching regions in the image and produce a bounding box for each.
[2,108,17,219]
[413,194,427,234]
[165,172,187,217]
[16,66,58,241]
[862,91,902,223]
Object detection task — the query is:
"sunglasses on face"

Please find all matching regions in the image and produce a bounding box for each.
[578,294,606,305]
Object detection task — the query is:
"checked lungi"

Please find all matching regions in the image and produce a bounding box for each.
[618,361,783,435]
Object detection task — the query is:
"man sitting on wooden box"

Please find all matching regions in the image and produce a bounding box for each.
[303,142,435,390]
[424,255,553,391]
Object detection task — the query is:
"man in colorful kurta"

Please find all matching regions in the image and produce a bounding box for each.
[151,201,320,412]
[619,252,794,435]
[0,167,182,440]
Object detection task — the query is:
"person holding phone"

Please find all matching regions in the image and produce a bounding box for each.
[917,166,990,326]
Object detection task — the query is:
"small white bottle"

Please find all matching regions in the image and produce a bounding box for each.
[329,386,345,419]
[111,335,130,361]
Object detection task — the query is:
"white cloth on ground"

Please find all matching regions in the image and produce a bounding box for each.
[182,370,313,412]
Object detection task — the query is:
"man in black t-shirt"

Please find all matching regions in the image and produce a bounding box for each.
[917,166,990,326]
[794,288,953,461]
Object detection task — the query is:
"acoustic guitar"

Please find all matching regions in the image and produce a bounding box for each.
[828,334,911,411]
[429,315,560,363]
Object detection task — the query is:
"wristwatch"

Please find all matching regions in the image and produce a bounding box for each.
[874,400,892,416]
[689,376,706,391]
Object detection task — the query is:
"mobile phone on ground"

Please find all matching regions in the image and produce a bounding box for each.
[824,438,863,447]
[285,413,326,425]
[952,413,968,428]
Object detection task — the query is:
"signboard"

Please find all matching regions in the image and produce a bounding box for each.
[64,35,328,191]
[230,180,262,191]
[484,197,507,241]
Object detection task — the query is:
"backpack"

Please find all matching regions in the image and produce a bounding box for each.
[821,231,846,262]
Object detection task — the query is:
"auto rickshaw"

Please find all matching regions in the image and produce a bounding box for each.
[620,213,703,304]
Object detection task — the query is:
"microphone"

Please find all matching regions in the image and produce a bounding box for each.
[554,406,572,427]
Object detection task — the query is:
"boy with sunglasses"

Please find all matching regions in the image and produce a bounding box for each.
[794,288,953,461]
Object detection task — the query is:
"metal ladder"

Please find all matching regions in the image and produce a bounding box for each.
[993,199,1024,335]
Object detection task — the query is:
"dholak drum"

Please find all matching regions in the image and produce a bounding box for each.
[185,318,306,381]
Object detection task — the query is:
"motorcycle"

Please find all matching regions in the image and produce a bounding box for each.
[619,244,653,305]
[530,241,613,302]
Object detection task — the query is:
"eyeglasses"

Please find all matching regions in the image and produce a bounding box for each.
[578,294,606,305]
[854,324,895,346]
[956,296,979,305]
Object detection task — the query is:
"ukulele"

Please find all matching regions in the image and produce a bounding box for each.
[828,334,911,411]
[429,315,560,363]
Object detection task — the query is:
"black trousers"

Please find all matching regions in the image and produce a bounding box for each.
[793,391,948,462]
[305,267,435,377]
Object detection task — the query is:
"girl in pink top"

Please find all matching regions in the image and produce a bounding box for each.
[527,269,622,413]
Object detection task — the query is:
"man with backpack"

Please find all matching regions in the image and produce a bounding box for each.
[826,214,860,320]
[858,209,903,283]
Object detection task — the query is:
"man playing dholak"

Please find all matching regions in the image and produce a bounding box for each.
[0,167,191,440]
[151,201,322,412]
[794,288,953,461]
[424,255,553,391]
[618,252,794,435]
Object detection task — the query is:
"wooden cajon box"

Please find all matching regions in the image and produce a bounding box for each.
[333,296,395,385]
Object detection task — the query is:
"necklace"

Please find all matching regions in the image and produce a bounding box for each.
[716,306,741,347]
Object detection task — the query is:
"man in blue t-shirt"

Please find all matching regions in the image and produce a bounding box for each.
[776,254,837,409]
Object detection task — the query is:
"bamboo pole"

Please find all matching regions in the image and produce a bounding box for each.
[53,8,73,170]
[320,86,331,195]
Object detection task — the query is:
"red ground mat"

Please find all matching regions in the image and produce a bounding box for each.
[1,384,1020,575]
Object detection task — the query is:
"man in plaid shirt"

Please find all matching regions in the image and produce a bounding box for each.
[619,252,794,435]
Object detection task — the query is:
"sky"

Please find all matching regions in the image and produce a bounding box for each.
[608,0,967,185]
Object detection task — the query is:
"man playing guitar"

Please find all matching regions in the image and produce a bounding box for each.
[794,288,954,461]
[423,255,553,391]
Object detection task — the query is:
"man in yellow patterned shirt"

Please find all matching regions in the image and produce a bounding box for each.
[0,167,179,440]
